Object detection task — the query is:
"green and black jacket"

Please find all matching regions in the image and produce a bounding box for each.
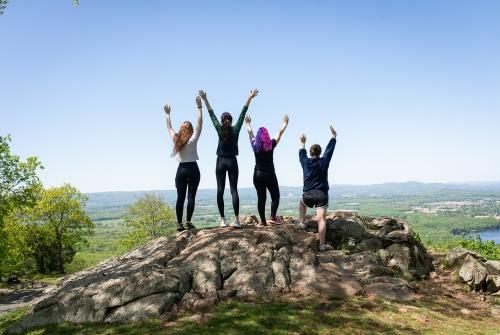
[208,106,248,157]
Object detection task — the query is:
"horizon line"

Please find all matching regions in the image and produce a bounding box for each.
[83,180,500,194]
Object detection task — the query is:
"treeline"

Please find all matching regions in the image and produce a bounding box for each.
[1,136,178,281]
[0,136,93,280]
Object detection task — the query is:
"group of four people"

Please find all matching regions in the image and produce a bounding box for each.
[164,89,337,251]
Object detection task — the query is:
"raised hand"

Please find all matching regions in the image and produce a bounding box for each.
[196,96,202,108]
[248,89,259,100]
[300,134,307,144]
[283,115,289,125]
[198,90,207,100]
[245,115,252,124]
[163,104,171,115]
[330,126,337,138]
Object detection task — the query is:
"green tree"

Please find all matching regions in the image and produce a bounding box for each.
[0,0,8,15]
[0,0,78,15]
[0,211,33,279]
[0,135,42,225]
[122,193,175,248]
[0,135,42,277]
[29,184,94,274]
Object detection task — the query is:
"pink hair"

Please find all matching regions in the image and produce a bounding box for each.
[252,127,273,153]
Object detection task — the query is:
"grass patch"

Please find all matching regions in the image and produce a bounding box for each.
[0,307,28,332]
[28,274,61,286]
[2,296,499,335]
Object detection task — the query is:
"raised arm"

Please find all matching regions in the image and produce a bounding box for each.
[163,104,176,140]
[235,89,259,133]
[299,134,307,168]
[245,115,255,143]
[244,89,259,108]
[199,90,221,133]
[322,126,338,167]
[274,115,289,144]
[195,95,203,134]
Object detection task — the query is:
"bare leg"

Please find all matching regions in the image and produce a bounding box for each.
[316,206,327,245]
[299,199,307,224]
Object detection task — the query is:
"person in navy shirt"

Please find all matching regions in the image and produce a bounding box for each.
[298,125,337,251]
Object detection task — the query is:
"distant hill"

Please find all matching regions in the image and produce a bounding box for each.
[85,181,500,211]
[332,181,500,195]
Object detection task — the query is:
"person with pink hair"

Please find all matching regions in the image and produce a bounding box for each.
[245,114,289,226]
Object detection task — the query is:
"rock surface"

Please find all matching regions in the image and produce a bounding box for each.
[444,247,486,267]
[459,254,488,291]
[7,213,433,334]
[444,248,500,294]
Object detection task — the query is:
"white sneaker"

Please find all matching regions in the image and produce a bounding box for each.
[298,222,307,230]
[232,218,241,228]
[220,218,229,228]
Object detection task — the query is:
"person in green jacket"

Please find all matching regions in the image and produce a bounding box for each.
[199,89,259,228]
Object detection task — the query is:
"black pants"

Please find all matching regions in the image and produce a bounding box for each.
[216,156,239,217]
[253,169,280,223]
[175,162,200,224]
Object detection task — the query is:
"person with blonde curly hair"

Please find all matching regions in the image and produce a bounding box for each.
[164,95,203,231]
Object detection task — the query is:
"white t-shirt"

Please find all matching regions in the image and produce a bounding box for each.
[175,128,200,162]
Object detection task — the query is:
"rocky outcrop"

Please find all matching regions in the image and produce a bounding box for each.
[7,213,433,334]
[445,247,500,294]
[459,255,488,291]
[443,247,486,268]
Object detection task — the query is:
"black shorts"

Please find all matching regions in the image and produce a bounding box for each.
[301,190,329,208]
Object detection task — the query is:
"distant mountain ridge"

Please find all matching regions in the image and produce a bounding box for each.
[84,181,500,211]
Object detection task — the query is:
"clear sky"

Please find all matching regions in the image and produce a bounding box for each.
[1,0,499,192]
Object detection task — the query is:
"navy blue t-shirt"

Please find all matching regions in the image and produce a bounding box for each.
[299,138,336,193]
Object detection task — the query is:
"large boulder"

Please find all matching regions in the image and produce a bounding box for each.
[484,260,500,275]
[445,248,500,294]
[444,247,487,268]
[459,254,488,291]
[7,214,433,334]
[304,214,433,279]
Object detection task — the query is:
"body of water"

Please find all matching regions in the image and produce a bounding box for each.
[479,228,500,244]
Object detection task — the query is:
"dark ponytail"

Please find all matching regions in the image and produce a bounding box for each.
[221,112,233,142]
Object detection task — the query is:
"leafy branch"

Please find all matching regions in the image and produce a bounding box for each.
[0,0,8,15]
[0,0,79,15]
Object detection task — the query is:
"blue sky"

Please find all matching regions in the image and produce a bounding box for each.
[1,0,499,192]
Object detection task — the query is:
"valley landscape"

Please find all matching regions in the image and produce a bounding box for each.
[78,181,500,273]
[2,182,500,334]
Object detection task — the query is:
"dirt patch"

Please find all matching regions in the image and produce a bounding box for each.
[0,286,53,315]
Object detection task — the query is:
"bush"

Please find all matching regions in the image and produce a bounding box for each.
[455,236,500,260]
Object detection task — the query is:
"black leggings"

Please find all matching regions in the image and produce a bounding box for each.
[215,156,239,217]
[175,162,200,224]
[253,169,280,223]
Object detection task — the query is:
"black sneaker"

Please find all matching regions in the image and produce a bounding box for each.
[186,222,196,230]
[177,223,186,232]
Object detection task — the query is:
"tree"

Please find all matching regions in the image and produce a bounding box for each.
[0,135,42,275]
[0,135,42,225]
[29,184,94,274]
[122,193,175,248]
[0,0,79,15]
[0,0,8,15]
[0,210,33,279]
